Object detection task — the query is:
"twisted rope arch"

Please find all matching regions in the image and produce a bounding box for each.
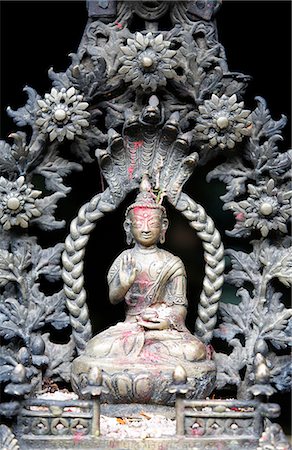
[172,192,225,343]
[62,189,224,355]
[62,189,119,354]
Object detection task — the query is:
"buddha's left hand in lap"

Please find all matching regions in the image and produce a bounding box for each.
[137,316,170,330]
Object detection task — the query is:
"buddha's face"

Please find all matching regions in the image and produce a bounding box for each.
[128,207,167,247]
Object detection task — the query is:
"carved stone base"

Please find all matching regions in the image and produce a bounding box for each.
[72,357,216,405]
[18,436,260,450]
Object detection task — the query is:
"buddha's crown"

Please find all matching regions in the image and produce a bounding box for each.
[126,174,166,216]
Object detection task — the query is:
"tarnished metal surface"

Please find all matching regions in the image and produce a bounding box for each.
[0,0,290,448]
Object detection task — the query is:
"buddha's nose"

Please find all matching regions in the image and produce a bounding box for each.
[142,223,150,233]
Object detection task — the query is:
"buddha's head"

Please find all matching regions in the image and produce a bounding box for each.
[124,176,168,247]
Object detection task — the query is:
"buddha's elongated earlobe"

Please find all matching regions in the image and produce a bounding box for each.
[124,219,133,246]
[126,232,134,246]
[160,217,169,244]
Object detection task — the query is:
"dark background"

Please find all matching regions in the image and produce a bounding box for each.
[1,0,291,434]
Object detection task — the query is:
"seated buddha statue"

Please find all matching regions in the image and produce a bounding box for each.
[72,176,216,404]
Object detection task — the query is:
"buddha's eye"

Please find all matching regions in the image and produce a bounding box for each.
[149,221,160,227]
[133,221,143,227]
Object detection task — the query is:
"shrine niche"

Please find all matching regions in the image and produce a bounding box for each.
[0,2,291,449]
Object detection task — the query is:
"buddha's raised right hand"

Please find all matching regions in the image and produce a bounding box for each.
[119,253,138,290]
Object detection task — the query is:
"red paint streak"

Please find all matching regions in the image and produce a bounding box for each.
[190,428,204,436]
[235,212,245,221]
[136,271,150,289]
[122,330,134,339]
[128,141,143,180]
[206,344,214,360]
[73,431,84,444]
[140,339,161,363]
[128,146,136,180]
[132,206,152,217]
[121,330,137,349]
[128,166,134,179]
[140,347,160,363]
[115,21,123,29]
[133,140,143,150]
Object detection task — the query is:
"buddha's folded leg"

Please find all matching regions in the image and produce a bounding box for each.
[84,322,145,358]
[144,330,207,362]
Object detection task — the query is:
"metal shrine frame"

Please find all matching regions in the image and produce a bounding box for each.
[0,1,291,449]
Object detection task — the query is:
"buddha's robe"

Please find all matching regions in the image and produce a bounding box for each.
[85,248,206,364]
